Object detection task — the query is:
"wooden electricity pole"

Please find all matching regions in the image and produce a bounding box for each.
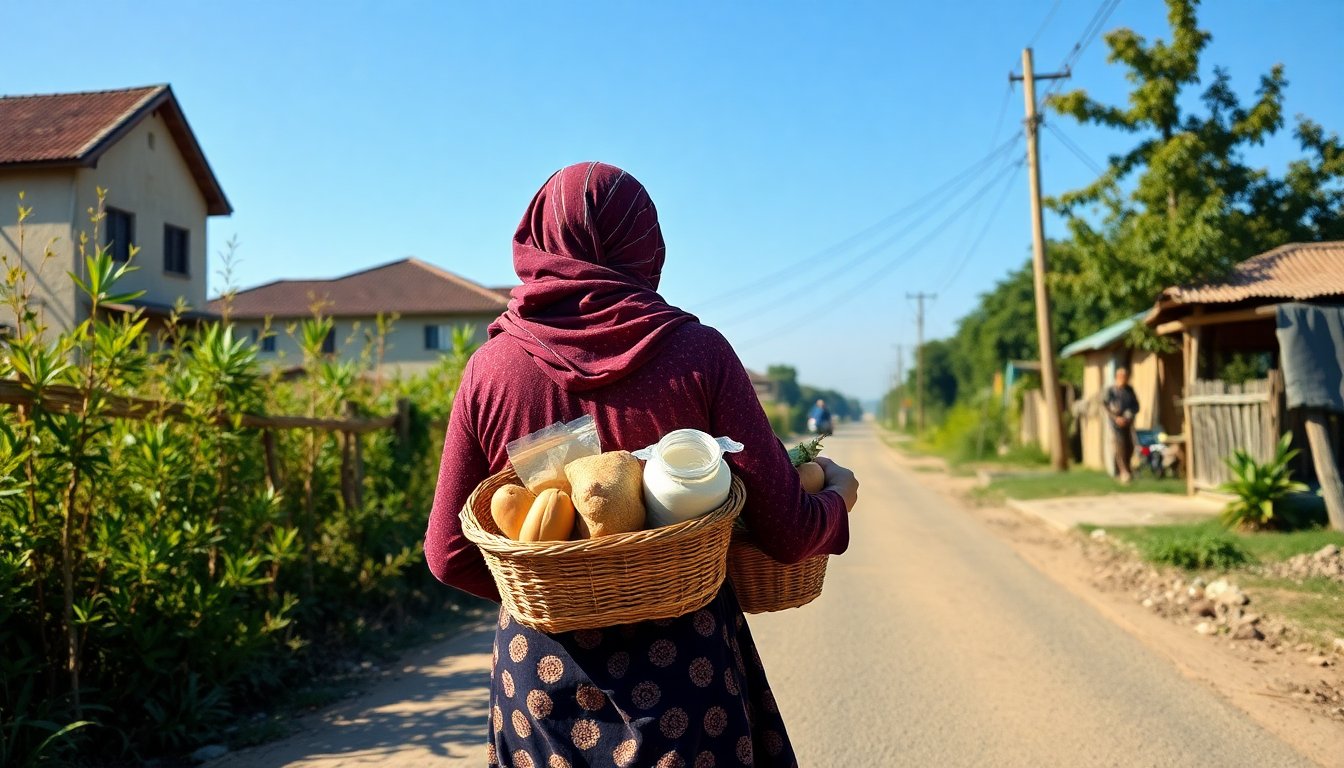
[894,343,905,429]
[907,293,935,434]
[1011,47,1070,471]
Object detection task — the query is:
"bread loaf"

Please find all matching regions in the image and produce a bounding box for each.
[490,484,536,539]
[565,451,645,537]
[518,488,576,542]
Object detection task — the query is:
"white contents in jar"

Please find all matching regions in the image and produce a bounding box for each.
[636,429,740,528]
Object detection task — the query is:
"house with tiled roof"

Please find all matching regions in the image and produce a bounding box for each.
[0,85,231,337]
[208,258,508,375]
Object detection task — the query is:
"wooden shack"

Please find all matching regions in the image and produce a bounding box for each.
[1146,241,1344,529]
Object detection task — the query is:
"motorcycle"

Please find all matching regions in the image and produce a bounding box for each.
[1136,430,1174,478]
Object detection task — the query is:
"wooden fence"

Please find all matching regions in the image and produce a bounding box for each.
[0,379,411,509]
[1183,373,1282,490]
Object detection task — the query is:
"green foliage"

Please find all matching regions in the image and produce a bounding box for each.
[1140,531,1250,570]
[764,404,792,441]
[765,365,802,407]
[884,0,1344,448]
[1046,0,1344,317]
[921,396,1021,464]
[762,365,862,433]
[1218,433,1310,530]
[0,195,478,763]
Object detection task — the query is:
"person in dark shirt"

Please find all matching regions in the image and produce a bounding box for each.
[1103,367,1140,483]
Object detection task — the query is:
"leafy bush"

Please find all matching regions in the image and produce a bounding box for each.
[1218,433,1310,530]
[1140,533,1251,570]
[922,396,1030,464]
[0,193,474,762]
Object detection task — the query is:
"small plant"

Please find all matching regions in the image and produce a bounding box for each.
[1141,532,1250,570]
[1218,433,1309,530]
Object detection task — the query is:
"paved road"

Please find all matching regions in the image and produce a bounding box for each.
[220,423,1314,767]
[747,423,1312,766]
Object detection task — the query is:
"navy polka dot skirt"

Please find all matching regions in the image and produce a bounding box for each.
[487,585,797,767]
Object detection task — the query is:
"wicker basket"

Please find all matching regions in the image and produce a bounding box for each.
[728,535,828,613]
[460,467,744,633]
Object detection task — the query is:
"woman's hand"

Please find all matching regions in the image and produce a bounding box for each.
[813,456,858,512]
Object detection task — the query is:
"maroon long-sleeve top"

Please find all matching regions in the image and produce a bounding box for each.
[425,322,851,602]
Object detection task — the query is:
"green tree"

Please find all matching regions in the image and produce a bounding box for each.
[1047,0,1344,317]
[766,364,802,406]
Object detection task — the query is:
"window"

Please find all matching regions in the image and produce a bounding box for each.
[424,324,462,351]
[105,208,134,262]
[321,328,336,355]
[163,225,189,276]
[251,328,276,353]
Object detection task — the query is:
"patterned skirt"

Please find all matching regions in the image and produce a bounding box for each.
[487,585,797,767]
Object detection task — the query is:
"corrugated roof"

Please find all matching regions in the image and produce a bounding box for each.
[1060,312,1146,358]
[1159,241,1344,305]
[210,258,509,319]
[0,85,232,215]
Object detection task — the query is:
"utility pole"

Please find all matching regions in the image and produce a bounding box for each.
[894,343,904,399]
[1011,47,1070,471]
[894,343,905,430]
[906,293,935,434]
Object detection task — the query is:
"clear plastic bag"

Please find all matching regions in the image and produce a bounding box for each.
[505,415,602,494]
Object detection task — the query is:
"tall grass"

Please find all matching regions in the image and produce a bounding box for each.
[0,192,474,763]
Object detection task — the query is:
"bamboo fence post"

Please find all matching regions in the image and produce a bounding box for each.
[262,429,282,493]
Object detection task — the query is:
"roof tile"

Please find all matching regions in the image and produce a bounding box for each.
[210,258,509,319]
[1161,242,1344,305]
[0,86,163,164]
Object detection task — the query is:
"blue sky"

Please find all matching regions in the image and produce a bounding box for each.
[9,0,1343,401]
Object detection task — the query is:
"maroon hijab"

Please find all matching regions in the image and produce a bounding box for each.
[489,162,698,392]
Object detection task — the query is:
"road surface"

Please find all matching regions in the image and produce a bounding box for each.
[218,423,1315,767]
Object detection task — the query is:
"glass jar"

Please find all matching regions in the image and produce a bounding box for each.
[635,429,743,528]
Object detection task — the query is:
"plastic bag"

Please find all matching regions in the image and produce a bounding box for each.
[506,415,602,494]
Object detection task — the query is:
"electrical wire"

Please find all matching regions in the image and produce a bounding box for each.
[1028,0,1064,48]
[1044,0,1122,99]
[696,134,1023,307]
[1044,120,1105,175]
[727,155,1025,348]
[711,147,1024,329]
[937,160,1025,293]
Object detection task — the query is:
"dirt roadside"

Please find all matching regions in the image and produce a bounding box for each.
[888,447,1344,768]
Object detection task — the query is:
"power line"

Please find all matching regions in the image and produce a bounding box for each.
[1044,0,1122,99]
[729,155,1024,347]
[1028,0,1064,47]
[937,160,1025,292]
[717,150,1022,330]
[697,134,1023,307]
[706,137,1023,323]
[1044,120,1105,175]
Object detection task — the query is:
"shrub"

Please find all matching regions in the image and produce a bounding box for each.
[1218,433,1309,530]
[0,193,475,762]
[1140,533,1251,570]
[924,396,1022,463]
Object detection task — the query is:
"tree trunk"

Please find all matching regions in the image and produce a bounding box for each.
[1303,409,1344,532]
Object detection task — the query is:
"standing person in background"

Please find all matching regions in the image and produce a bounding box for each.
[1104,367,1140,484]
[807,399,833,436]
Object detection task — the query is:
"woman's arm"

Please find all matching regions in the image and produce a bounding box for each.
[709,338,852,564]
[425,362,502,602]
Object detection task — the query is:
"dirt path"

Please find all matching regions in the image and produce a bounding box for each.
[213,623,492,766]
[218,423,1331,766]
